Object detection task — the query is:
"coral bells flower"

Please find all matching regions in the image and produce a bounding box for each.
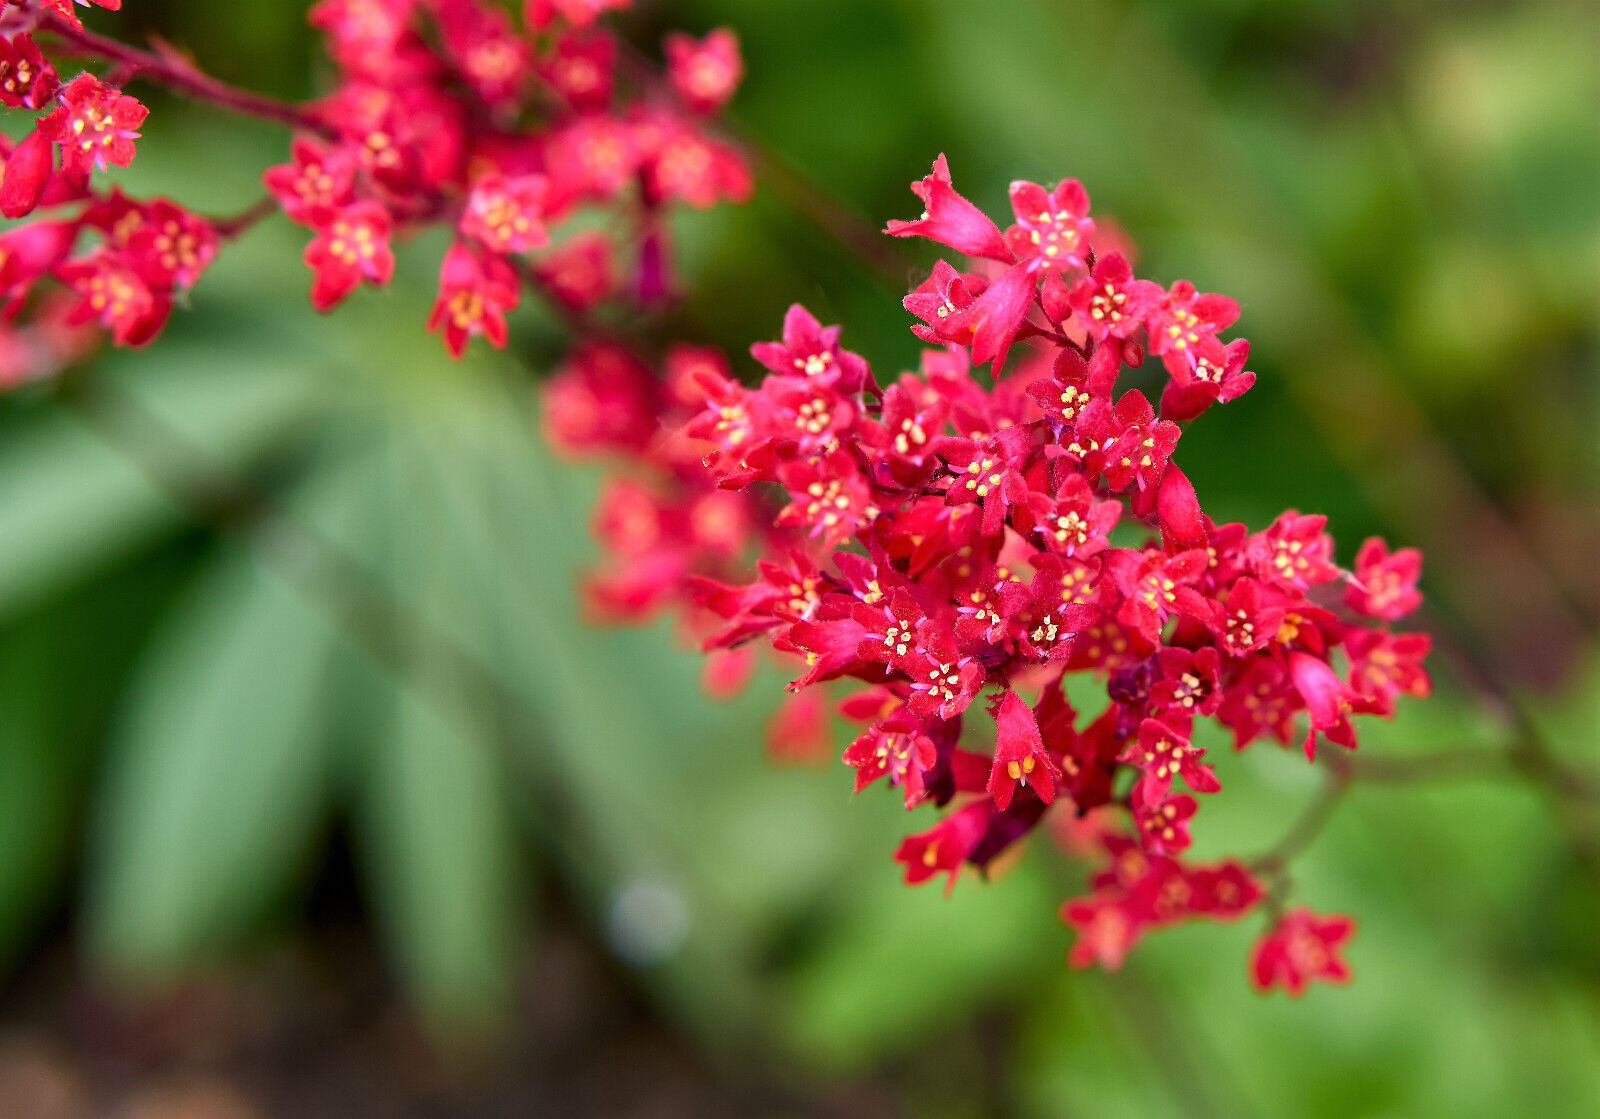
[988,690,1061,810]
[0,0,749,360]
[1346,536,1424,620]
[460,173,549,255]
[304,201,394,312]
[56,253,164,346]
[1250,908,1355,996]
[426,241,520,357]
[1005,177,1094,272]
[0,34,59,110]
[886,154,1010,262]
[36,1,122,33]
[670,154,1428,992]
[665,29,743,114]
[262,138,356,226]
[42,73,146,178]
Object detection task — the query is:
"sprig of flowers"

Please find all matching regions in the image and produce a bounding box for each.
[659,154,1433,992]
[0,0,749,379]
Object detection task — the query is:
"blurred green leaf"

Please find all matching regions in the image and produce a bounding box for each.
[0,629,78,967]
[0,343,327,620]
[351,427,523,1036]
[81,457,365,971]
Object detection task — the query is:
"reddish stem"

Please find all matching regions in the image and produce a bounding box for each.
[40,13,330,136]
[211,195,278,240]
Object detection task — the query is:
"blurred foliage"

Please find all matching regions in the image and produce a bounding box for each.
[0,0,1597,1116]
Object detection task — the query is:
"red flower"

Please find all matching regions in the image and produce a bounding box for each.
[1345,628,1432,718]
[1091,389,1180,492]
[987,690,1061,810]
[542,31,615,109]
[425,241,521,357]
[1004,177,1094,272]
[1067,251,1160,343]
[665,29,743,114]
[1345,536,1423,621]
[1145,279,1240,379]
[1289,651,1361,760]
[1250,908,1355,996]
[1248,510,1340,591]
[124,198,217,290]
[1118,716,1221,804]
[749,303,875,395]
[885,154,1011,263]
[303,201,394,312]
[641,124,751,210]
[262,138,356,227]
[1159,335,1255,421]
[532,231,613,312]
[460,172,549,254]
[1134,792,1197,854]
[42,73,147,178]
[0,34,59,110]
[903,259,984,347]
[56,252,167,346]
[893,801,992,894]
[1022,472,1121,557]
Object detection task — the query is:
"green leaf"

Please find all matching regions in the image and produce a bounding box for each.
[350,428,521,1036]
[0,344,328,619]
[0,629,79,968]
[81,454,363,973]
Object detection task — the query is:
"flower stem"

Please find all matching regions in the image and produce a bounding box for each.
[40,13,329,135]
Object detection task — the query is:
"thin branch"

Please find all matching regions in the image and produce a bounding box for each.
[210,195,278,240]
[1343,747,1514,784]
[40,14,330,135]
[1249,757,1352,875]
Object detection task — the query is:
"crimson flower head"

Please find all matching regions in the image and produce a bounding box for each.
[1289,651,1361,760]
[42,73,147,178]
[1147,279,1240,379]
[665,29,743,114]
[750,302,875,395]
[1117,717,1221,805]
[608,153,1430,993]
[1346,536,1424,620]
[1067,252,1161,344]
[0,33,59,110]
[533,231,613,312]
[460,173,550,255]
[303,200,394,312]
[1250,908,1355,996]
[1005,177,1094,273]
[893,801,992,894]
[262,138,356,227]
[987,690,1061,810]
[885,154,1010,263]
[56,252,166,347]
[38,1,122,32]
[426,241,521,357]
[124,198,218,290]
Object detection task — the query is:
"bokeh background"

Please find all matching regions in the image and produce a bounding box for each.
[1,0,1597,1115]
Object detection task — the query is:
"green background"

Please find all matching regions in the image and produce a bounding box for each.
[0,1,1596,1115]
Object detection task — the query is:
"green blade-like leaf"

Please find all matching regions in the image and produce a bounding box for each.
[82,454,367,973]
[350,428,521,1036]
[0,344,329,620]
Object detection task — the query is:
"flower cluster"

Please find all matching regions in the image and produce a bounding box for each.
[539,338,831,751]
[679,156,1431,992]
[0,0,748,369]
